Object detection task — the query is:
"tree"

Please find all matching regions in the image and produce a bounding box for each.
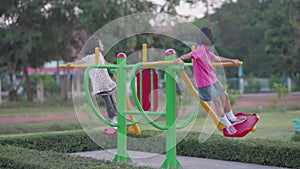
[0,0,206,101]
[0,0,48,101]
[262,0,300,77]
[0,0,78,101]
[212,0,300,77]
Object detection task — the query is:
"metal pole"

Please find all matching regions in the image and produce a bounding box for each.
[161,49,182,169]
[113,53,132,163]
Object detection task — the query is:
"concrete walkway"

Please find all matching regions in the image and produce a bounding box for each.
[72,149,289,169]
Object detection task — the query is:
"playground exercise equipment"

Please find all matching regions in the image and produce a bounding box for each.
[60,45,259,168]
[137,44,159,111]
[59,47,141,136]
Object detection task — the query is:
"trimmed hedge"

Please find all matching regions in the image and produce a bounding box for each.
[0,130,101,153]
[291,134,300,142]
[176,134,300,168]
[0,145,152,169]
[1,130,300,168]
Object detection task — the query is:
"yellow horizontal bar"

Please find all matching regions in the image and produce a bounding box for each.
[60,61,243,69]
[59,64,89,68]
[142,61,174,67]
[212,61,243,67]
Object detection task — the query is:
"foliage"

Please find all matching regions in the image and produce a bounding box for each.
[0,121,81,135]
[23,74,61,97]
[0,0,187,101]
[177,133,300,168]
[0,145,151,169]
[291,134,300,142]
[0,130,300,168]
[244,74,261,93]
[1,0,299,101]
[0,130,101,153]
[269,82,290,111]
[272,82,289,98]
[213,0,300,78]
[226,84,240,106]
[292,73,300,91]
[268,73,284,90]
[0,0,78,101]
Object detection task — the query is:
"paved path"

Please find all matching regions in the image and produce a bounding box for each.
[72,150,289,169]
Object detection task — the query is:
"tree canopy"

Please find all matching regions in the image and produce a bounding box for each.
[212,0,300,77]
[1,0,299,100]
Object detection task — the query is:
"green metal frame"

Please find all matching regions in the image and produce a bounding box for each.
[83,50,201,168]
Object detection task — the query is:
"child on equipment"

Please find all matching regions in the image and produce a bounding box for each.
[174,27,246,134]
[68,36,118,125]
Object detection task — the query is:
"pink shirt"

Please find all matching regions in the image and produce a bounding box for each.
[190,45,217,88]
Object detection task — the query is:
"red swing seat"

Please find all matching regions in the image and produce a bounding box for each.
[223,112,260,138]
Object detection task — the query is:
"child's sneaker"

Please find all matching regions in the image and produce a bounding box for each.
[111,117,118,130]
[230,116,247,125]
[226,125,237,135]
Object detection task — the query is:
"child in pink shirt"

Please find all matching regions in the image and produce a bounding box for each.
[174,27,246,134]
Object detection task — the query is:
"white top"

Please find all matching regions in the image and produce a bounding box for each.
[82,53,116,95]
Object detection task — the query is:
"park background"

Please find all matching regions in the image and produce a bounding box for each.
[0,0,300,169]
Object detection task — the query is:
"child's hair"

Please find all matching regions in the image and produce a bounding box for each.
[197,27,215,46]
[83,36,101,56]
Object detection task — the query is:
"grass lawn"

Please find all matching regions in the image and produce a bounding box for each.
[242,109,300,141]
[0,106,74,117]
[0,99,74,117]
[184,109,300,142]
[0,100,79,135]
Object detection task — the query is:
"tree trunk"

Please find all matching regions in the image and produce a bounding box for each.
[0,79,2,105]
[37,78,44,102]
[205,0,211,26]
[61,74,68,100]
[23,59,33,101]
[8,66,18,101]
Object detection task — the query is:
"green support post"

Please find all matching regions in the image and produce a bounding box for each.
[161,49,182,169]
[113,53,132,163]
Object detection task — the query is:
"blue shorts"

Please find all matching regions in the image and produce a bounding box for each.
[197,81,225,101]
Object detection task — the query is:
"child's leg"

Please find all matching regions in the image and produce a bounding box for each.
[222,92,232,113]
[212,98,230,126]
[109,94,118,123]
[221,92,247,124]
[101,95,117,120]
[212,97,237,134]
[110,95,117,114]
[220,92,235,120]
[211,98,224,117]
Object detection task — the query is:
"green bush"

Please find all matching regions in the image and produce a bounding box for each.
[0,130,101,153]
[0,130,299,168]
[0,145,151,169]
[293,73,300,91]
[291,134,300,142]
[21,74,61,100]
[226,85,240,106]
[245,74,261,93]
[273,82,289,98]
[177,134,300,168]
[269,73,284,90]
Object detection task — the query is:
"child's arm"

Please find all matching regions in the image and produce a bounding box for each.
[213,56,240,65]
[174,53,192,64]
